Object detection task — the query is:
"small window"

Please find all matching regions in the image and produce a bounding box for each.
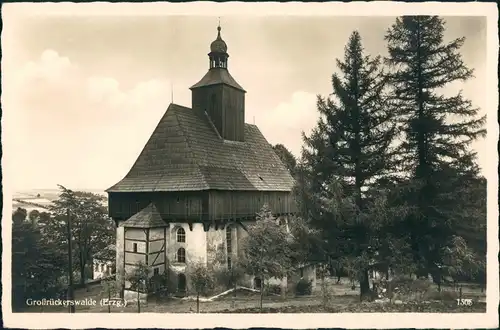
[154,268,159,276]
[177,227,186,243]
[133,243,138,253]
[176,248,186,263]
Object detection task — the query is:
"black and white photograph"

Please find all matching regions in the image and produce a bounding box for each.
[2,2,498,329]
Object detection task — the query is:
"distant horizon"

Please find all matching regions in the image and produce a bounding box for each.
[14,187,108,194]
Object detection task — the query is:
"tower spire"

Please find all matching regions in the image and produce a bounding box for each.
[217,18,222,39]
[209,20,228,70]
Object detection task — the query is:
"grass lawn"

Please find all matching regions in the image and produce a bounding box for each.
[22,278,486,313]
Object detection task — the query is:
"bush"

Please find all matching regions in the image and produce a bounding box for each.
[423,289,459,301]
[295,279,312,296]
[380,276,432,301]
[265,284,281,295]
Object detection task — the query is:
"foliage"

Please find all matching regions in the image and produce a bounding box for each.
[44,185,114,286]
[301,30,398,299]
[382,276,433,301]
[189,263,215,312]
[12,208,67,310]
[272,143,297,176]
[100,277,120,313]
[295,279,313,296]
[101,276,120,297]
[126,261,150,293]
[423,289,459,302]
[214,262,245,289]
[384,16,486,280]
[126,261,150,312]
[190,263,215,297]
[240,204,293,281]
[287,215,324,267]
[224,301,486,313]
[240,204,294,310]
[265,284,282,296]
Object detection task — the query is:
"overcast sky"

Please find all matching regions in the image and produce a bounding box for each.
[3,5,490,191]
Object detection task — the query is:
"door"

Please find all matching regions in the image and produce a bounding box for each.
[178,273,187,292]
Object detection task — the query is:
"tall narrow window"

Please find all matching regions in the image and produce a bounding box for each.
[227,257,232,270]
[176,248,186,263]
[133,243,138,253]
[226,226,232,254]
[177,227,186,243]
[154,268,159,276]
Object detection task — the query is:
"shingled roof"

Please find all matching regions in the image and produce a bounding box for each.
[119,203,165,228]
[106,103,295,193]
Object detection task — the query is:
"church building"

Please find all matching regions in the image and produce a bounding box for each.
[106,25,298,300]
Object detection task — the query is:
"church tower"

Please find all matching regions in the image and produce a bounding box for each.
[190,24,246,142]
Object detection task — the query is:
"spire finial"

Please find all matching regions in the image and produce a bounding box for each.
[217,17,221,37]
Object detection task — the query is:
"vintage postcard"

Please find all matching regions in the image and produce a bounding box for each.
[2,1,498,329]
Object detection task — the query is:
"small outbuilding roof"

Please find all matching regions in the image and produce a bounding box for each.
[119,203,166,228]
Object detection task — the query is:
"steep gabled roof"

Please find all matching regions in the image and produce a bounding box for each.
[106,103,295,193]
[190,69,246,92]
[120,203,165,228]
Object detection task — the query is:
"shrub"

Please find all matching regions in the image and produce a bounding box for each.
[382,276,433,301]
[295,279,312,296]
[265,284,282,295]
[423,289,459,301]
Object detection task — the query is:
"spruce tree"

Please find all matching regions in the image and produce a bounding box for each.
[384,16,486,279]
[302,31,396,299]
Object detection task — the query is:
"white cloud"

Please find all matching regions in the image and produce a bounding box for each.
[7,49,172,190]
[258,91,318,158]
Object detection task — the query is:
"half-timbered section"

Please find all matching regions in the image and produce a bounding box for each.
[121,204,167,300]
[106,25,298,298]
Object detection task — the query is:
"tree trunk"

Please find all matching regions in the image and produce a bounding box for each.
[322,270,327,307]
[359,269,370,302]
[79,252,85,286]
[137,287,140,313]
[107,289,111,313]
[196,292,200,313]
[259,278,264,312]
[232,282,237,309]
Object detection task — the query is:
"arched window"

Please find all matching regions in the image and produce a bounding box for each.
[176,248,186,263]
[177,227,186,243]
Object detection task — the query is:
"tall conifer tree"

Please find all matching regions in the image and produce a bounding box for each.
[302,31,396,298]
[384,16,486,278]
